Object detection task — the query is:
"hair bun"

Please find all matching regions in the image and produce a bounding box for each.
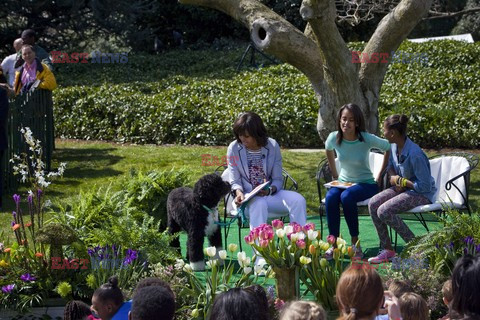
[108,276,119,288]
[399,115,409,124]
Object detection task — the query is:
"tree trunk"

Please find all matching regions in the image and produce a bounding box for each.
[179,0,432,142]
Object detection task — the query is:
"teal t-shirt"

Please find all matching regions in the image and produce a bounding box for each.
[325,131,390,184]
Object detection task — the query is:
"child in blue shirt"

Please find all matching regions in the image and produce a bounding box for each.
[91,276,132,320]
[368,114,436,264]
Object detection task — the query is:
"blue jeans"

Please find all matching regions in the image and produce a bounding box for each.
[325,183,379,238]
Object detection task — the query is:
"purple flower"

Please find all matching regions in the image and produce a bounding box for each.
[12,211,16,219]
[87,248,94,256]
[123,249,138,265]
[20,273,36,282]
[37,189,43,198]
[13,194,20,204]
[464,236,474,246]
[2,284,15,293]
[11,221,15,227]
[28,194,33,204]
[476,244,480,253]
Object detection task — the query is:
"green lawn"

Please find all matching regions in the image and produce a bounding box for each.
[1,139,478,255]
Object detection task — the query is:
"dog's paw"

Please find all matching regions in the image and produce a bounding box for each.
[190,261,206,271]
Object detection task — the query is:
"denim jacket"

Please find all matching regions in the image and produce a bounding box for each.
[388,137,436,203]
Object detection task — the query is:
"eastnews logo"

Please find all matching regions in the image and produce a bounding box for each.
[51,51,128,64]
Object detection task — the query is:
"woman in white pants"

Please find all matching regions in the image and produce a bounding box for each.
[226,112,307,237]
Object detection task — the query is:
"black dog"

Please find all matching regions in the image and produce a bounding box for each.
[167,173,231,271]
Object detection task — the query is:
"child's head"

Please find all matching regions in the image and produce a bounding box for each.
[336,103,366,145]
[279,300,326,320]
[233,111,268,148]
[336,266,384,320]
[133,277,174,297]
[209,286,270,320]
[451,254,480,317]
[91,276,124,320]
[383,114,409,142]
[129,286,175,320]
[398,292,429,320]
[64,300,93,320]
[388,280,412,299]
[442,279,453,306]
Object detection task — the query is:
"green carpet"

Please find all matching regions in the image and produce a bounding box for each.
[179,212,441,259]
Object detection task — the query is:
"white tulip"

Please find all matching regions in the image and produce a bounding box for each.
[307,230,319,241]
[276,229,286,238]
[205,246,216,258]
[244,267,252,275]
[218,250,227,260]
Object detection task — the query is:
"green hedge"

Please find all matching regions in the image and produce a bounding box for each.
[53,40,480,148]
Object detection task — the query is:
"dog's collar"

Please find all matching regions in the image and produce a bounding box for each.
[202,205,216,213]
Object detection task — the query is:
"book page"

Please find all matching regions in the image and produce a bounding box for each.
[324,180,356,189]
[241,180,271,205]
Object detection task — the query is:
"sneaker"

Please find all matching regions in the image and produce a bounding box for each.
[352,245,364,260]
[324,247,334,261]
[368,249,396,264]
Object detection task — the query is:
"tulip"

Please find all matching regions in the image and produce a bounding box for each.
[206,260,217,268]
[244,267,252,275]
[347,246,354,258]
[290,222,302,233]
[272,219,284,229]
[296,232,305,240]
[191,309,200,317]
[276,229,286,238]
[300,256,312,265]
[336,237,347,247]
[290,233,298,243]
[244,234,254,245]
[309,244,316,255]
[183,264,193,273]
[218,250,227,260]
[260,240,269,248]
[228,243,238,253]
[284,225,294,235]
[319,241,330,251]
[303,223,316,231]
[205,247,216,258]
[327,235,336,244]
[333,248,340,260]
[296,239,306,249]
[320,258,328,269]
[307,230,318,241]
[237,251,247,262]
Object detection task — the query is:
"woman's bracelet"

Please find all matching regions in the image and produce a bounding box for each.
[396,177,408,188]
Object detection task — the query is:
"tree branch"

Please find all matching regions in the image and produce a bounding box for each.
[300,0,364,116]
[358,0,433,129]
[425,7,480,20]
[179,0,325,87]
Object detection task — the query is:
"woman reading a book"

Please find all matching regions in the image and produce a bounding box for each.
[367,114,436,264]
[226,111,307,240]
[324,103,390,260]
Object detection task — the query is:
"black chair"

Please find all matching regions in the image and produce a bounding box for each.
[215,166,299,251]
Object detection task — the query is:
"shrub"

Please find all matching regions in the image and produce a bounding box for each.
[53,41,480,148]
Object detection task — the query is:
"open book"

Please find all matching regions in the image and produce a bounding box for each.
[324,180,356,189]
[240,180,272,207]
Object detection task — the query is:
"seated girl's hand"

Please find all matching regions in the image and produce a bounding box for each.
[234,192,245,205]
[389,175,400,187]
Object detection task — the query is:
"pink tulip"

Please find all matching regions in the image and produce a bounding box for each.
[327,235,336,245]
[290,222,302,233]
[272,219,284,229]
[244,234,254,244]
[303,223,316,232]
[296,239,306,249]
[260,239,269,248]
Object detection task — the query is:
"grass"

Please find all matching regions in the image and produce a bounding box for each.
[1,139,478,256]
